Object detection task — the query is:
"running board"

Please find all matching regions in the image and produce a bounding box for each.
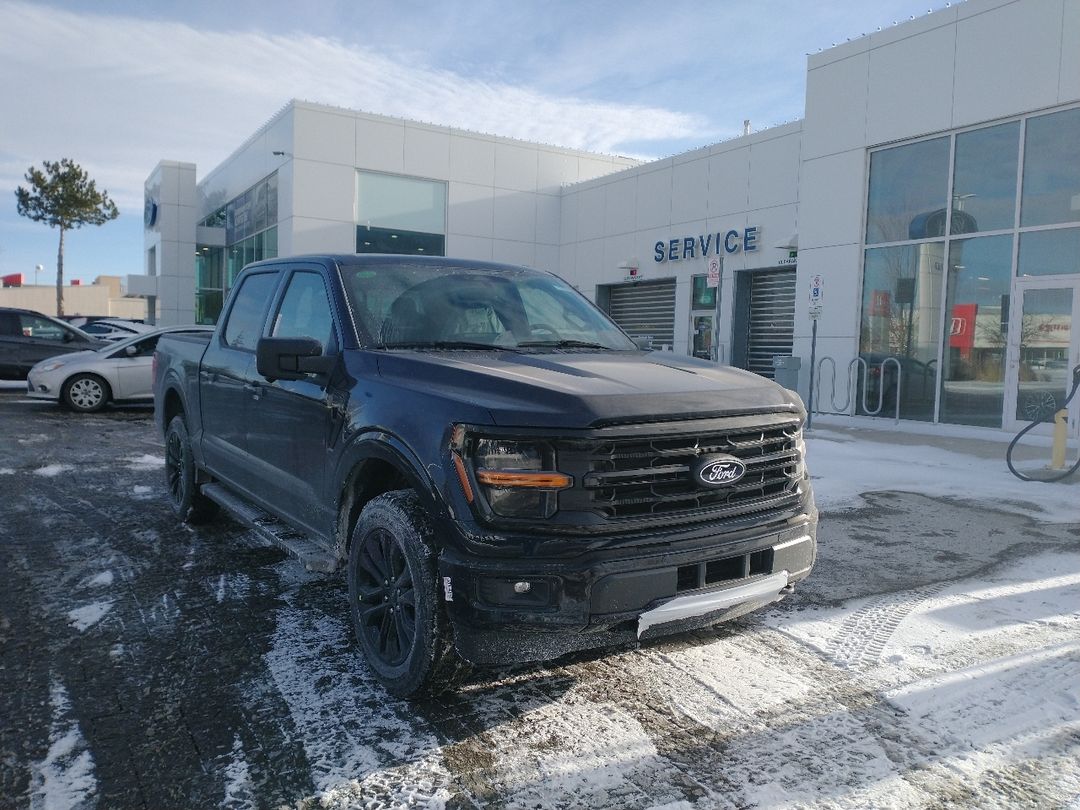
[200,483,339,573]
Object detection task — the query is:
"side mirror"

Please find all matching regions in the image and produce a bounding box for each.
[633,336,653,351]
[124,345,138,357]
[62,331,75,343]
[256,336,335,382]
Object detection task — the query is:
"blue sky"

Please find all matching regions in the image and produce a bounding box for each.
[1,0,941,285]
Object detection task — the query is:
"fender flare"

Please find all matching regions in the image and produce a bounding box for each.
[331,430,450,550]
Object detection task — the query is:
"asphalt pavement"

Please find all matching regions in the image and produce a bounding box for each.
[1,384,1078,809]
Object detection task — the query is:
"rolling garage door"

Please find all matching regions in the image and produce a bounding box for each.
[746,269,796,378]
[605,280,677,349]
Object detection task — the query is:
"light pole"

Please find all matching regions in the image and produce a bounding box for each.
[35,264,42,285]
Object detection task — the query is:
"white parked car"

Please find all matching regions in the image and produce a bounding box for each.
[26,325,213,412]
[76,318,155,342]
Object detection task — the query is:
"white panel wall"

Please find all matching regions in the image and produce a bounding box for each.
[403,124,450,179]
[449,135,495,186]
[798,151,866,251]
[144,160,197,325]
[706,147,750,216]
[866,25,956,145]
[447,183,494,238]
[355,116,405,173]
[953,0,1064,128]
[803,47,869,160]
[495,143,539,192]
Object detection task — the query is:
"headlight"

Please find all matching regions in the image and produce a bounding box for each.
[36,360,67,373]
[451,431,572,519]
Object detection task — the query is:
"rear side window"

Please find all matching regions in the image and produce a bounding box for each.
[223,273,277,350]
[19,314,68,341]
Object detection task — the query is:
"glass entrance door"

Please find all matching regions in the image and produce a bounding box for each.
[1005,281,1080,433]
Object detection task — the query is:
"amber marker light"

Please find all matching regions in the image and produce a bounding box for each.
[475,470,572,489]
[452,453,475,503]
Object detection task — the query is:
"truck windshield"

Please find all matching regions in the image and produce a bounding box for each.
[340,263,636,351]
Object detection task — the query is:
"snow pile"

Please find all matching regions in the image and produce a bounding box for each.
[0,468,14,475]
[126,454,164,469]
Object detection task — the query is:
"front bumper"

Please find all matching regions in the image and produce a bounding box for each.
[439,507,817,665]
[25,372,59,401]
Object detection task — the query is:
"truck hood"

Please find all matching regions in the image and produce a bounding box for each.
[374,350,800,428]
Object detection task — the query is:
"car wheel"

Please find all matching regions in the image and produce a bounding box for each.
[61,373,110,413]
[164,416,218,523]
[348,490,470,698]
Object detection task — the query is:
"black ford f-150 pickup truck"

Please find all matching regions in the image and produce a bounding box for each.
[154,254,816,697]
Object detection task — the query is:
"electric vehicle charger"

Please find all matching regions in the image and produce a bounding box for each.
[1006,363,1080,483]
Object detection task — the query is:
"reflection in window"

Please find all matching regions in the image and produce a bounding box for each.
[866,137,950,244]
[273,272,334,350]
[939,235,1012,427]
[223,273,277,350]
[951,122,1020,234]
[691,275,716,310]
[1016,288,1073,423]
[1021,107,1080,227]
[859,244,944,421]
[1017,227,1080,277]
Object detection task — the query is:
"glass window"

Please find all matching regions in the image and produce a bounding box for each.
[222,272,277,349]
[1021,107,1080,227]
[866,137,950,244]
[939,235,1012,427]
[951,122,1020,234]
[357,172,446,235]
[272,271,335,350]
[196,247,223,290]
[1016,288,1073,422]
[195,290,224,325]
[18,314,68,342]
[1017,227,1080,277]
[691,275,717,310]
[356,226,445,256]
[264,226,278,259]
[859,244,945,421]
[341,263,633,350]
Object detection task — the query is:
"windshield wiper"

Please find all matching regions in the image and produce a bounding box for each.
[377,340,517,351]
[517,339,613,350]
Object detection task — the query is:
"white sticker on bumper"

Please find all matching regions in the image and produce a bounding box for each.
[637,570,789,638]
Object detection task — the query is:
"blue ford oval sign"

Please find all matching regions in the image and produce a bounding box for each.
[696,455,747,487]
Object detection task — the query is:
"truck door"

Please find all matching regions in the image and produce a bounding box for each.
[199,271,278,493]
[246,267,342,536]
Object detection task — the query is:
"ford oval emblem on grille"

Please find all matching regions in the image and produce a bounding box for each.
[695,455,747,487]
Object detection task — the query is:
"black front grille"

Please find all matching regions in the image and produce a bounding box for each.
[557,414,802,524]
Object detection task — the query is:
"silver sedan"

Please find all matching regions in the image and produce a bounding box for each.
[26,325,212,412]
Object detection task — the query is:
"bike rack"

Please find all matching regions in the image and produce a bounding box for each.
[812,355,903,424]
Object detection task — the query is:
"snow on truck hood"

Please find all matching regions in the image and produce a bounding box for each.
[373,349,801,428]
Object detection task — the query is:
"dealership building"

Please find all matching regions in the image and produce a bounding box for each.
[140,0,1079,437]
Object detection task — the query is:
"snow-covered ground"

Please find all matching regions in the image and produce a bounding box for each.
[6,400,1079,809]
[807,426,1080,523]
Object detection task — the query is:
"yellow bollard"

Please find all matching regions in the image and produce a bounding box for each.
[1051,409,1068,470]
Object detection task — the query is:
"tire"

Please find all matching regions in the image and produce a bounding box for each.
[62,373,110,413]
[348,490,470,699]
[164,416,218,523]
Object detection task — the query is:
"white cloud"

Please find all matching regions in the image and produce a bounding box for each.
[0,1,703,213]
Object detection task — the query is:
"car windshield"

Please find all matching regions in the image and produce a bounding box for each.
[340,262,636,352]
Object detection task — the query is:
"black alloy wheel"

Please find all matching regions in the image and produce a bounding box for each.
[353,526,417,667]
[347,490,469,698]
[164,416,217,523]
